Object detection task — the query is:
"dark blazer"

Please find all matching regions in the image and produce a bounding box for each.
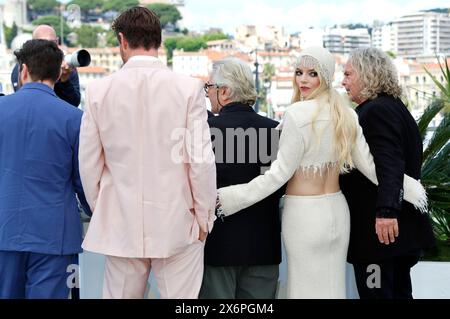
[205,102,284,266]
[0,83,90,255]
[11,64,81,107]
[340,93,435,263]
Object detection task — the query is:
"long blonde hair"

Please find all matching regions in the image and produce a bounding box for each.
[291,56,357,173]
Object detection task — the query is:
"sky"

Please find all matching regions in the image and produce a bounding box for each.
[181,0,450,34]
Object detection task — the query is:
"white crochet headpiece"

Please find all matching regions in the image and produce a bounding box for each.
[296,46,335,87]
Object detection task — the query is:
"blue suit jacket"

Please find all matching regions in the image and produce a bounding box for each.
[0,83,91,255]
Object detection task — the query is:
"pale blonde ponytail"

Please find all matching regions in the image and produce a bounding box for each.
[328,88,357,173]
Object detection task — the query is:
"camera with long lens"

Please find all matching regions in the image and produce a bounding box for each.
[64,49,91,68]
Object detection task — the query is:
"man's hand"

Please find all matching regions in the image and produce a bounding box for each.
[198,229,208,242]
[59,61,74,83]
[375,218,399,245]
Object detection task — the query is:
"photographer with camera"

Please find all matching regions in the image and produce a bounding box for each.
[11,25,81,107]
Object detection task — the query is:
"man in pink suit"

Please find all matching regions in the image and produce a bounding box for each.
[79,7,217,299]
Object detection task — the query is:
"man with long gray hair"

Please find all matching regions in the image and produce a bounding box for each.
[340,47,435,299]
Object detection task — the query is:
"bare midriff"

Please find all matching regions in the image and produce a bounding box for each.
[285,164,341,196]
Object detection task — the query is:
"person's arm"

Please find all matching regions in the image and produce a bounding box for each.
[54,69,81,107]
[218,109,303,217]
[78,86,104,212]
[364,104,405,217]
[350,109,427,213]
[71,115,92,216]
[186,81,217,234]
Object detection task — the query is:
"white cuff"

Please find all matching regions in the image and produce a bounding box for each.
[403,176,428,213]
[217,185,243,217]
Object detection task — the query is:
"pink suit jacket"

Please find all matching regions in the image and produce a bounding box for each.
[79,59,217,258]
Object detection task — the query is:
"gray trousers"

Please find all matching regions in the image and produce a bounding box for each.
[199,264,279,299]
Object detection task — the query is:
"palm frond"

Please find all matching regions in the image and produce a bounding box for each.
[422,143,449,184]
[430,207,450,241]
[441,57,450,96]
[424,67,450,100]
[425,55,450,100]
[417,99,445,140]
[420,57,450,245]
[423,111,450,164]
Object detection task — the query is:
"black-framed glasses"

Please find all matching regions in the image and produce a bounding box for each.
[203,83,218,94]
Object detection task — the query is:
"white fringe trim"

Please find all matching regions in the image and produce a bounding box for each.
[404,180,429,214]
[297,161,340,178]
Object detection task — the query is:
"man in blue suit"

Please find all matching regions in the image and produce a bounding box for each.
[0,39,90,299]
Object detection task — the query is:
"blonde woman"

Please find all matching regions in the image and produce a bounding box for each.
[216,47,427,298]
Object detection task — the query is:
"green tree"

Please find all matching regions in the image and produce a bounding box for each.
[176,37,207,52]
[147,3,182,28]
[106,30,119,47]
[102,0,138,13]
[386,51,397,59]
[163,37,178,64]
[68,0,104,18]
[163,36,207,65]
[74,25,103,47]
[259,63,276,116]
[424,8,450,14]
[27,0,59,12]
[3,22,18,49]
[262,63,276,82]
[32,15,72,44]
[340,23,369,29]
[202,32,229,42]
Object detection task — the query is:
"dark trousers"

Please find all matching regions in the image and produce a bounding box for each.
[70,254,79,299]
[352,255,420,299]
[199,265,279,299]
[0,250,75,299]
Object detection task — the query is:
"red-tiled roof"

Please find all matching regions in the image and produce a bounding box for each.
[258,51,291,57]
[273,76,293,81]
[63,47,166,55]
[174,49,253,63]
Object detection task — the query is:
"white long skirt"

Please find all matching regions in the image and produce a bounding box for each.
[282,191,350,299]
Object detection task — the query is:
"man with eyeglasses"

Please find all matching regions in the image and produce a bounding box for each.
[199,58,284,299]
[10,25,81,107]
[204,83,217,118]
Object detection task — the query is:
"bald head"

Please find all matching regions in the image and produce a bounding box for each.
[32,25,58,43]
